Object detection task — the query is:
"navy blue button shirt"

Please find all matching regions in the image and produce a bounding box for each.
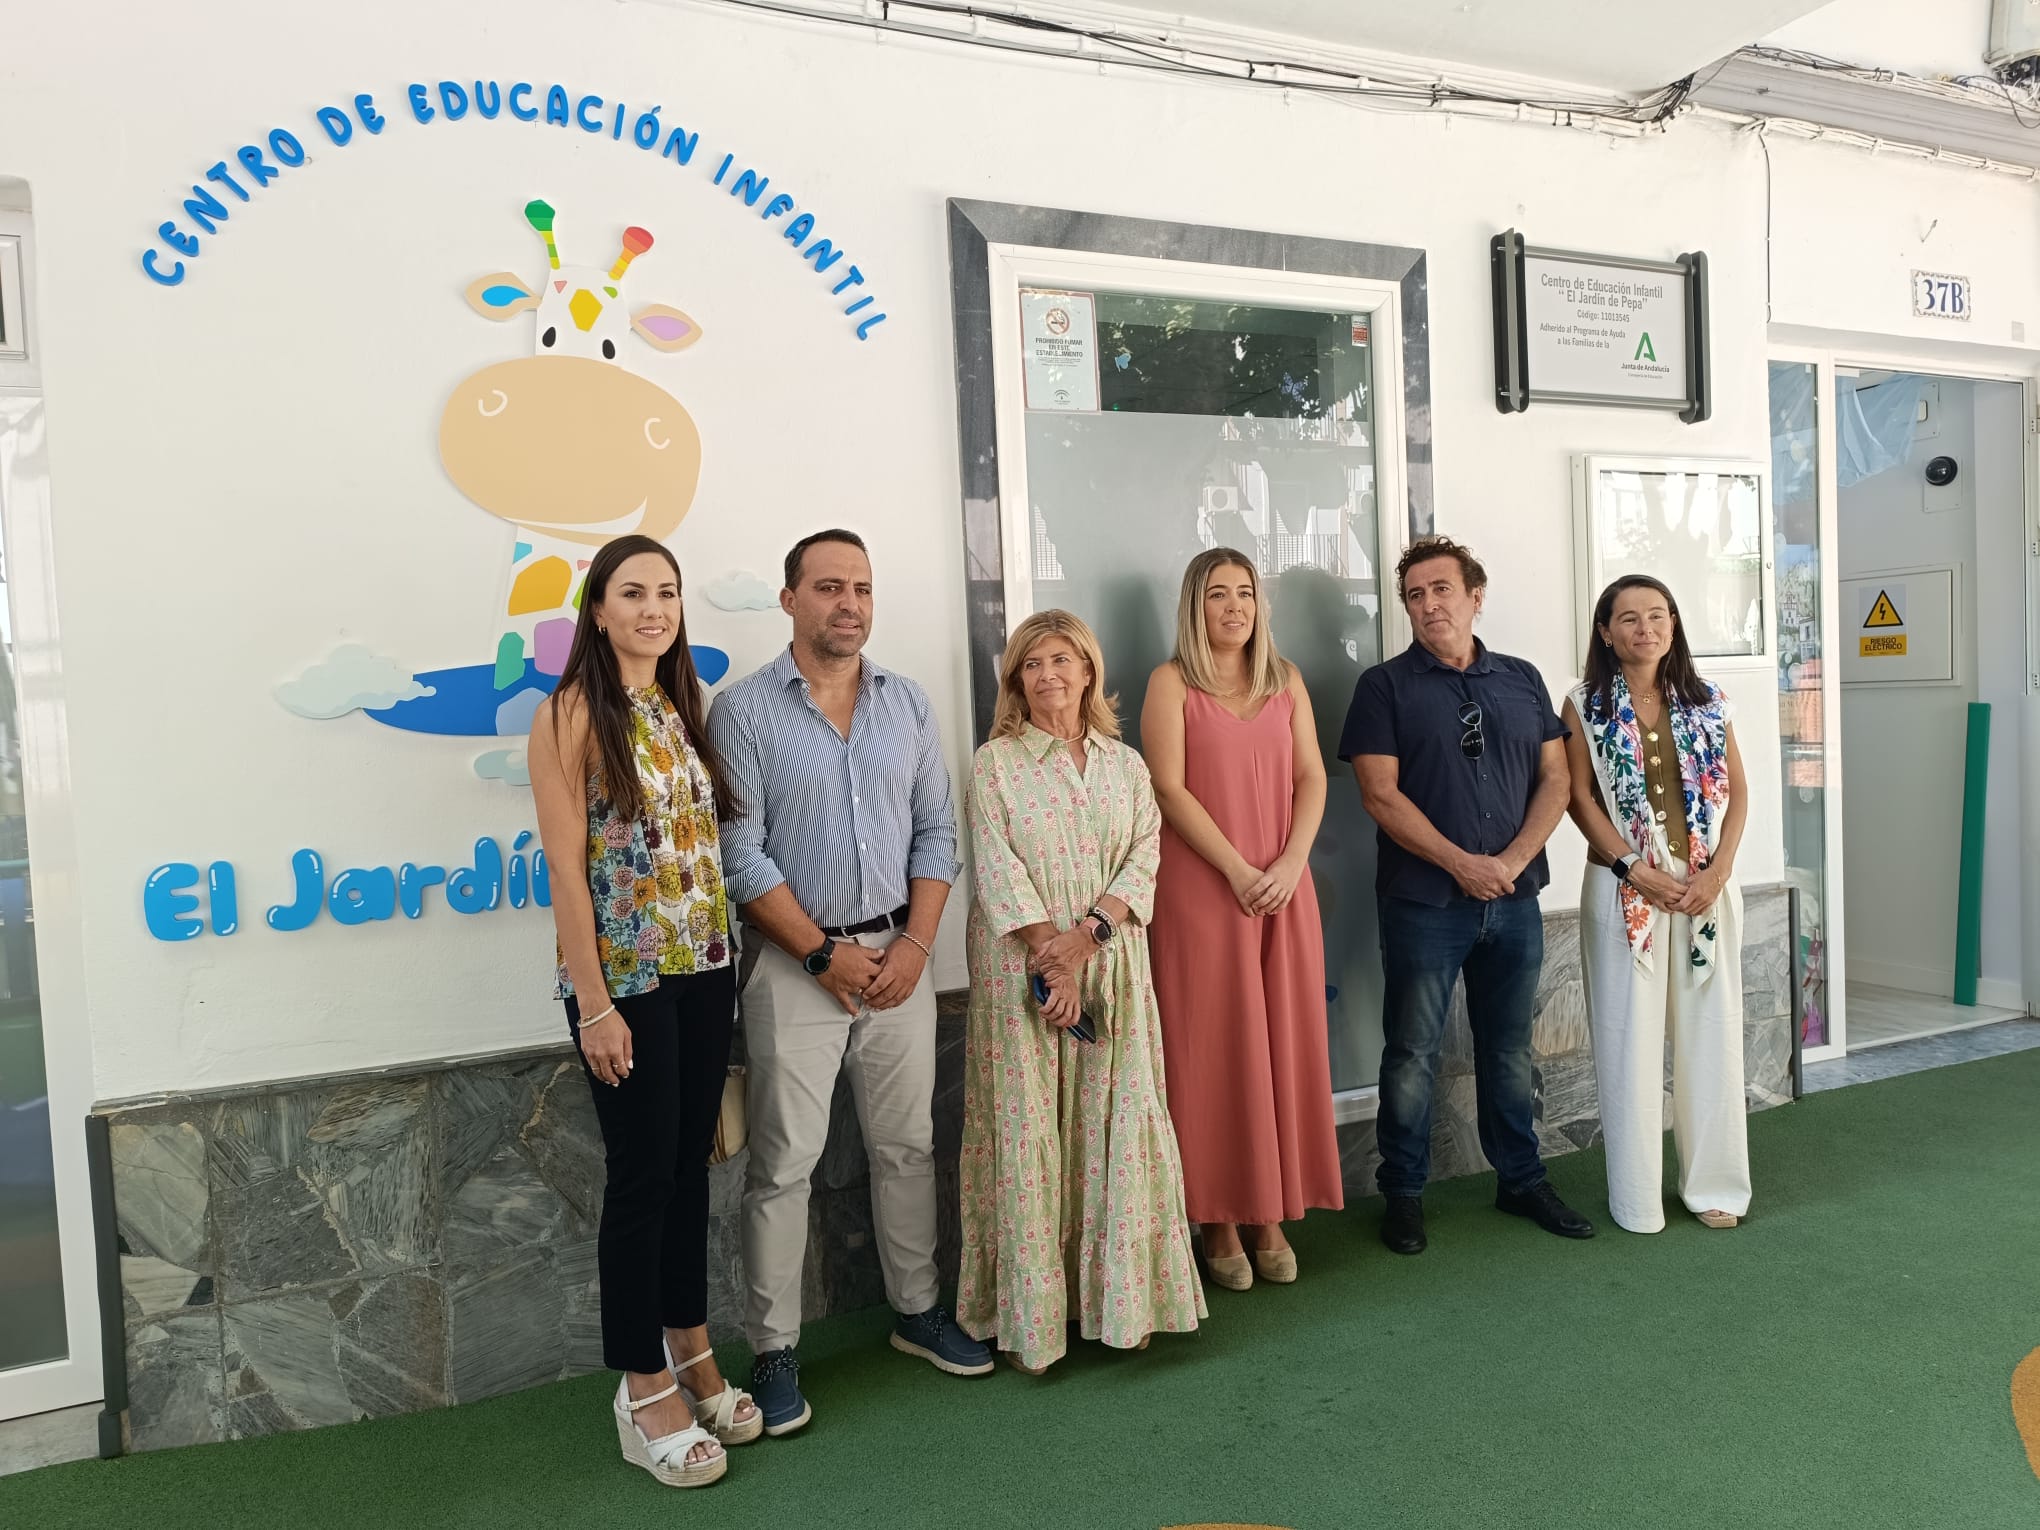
[1337,639,1568,907]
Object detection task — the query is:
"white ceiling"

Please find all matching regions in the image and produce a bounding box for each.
[1107,1,1837,94]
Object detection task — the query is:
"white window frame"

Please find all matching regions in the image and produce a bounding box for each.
[0,208,101,1421]
[1570,452,1777,679]
[983,242,1413,1119]
[985,242,1414,662]
[0,232,26,367]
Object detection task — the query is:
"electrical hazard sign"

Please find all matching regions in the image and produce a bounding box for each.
[1860,584,1906,657]
[1842,569,1952,683]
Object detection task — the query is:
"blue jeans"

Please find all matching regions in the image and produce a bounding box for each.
[1375,894,1546,1199]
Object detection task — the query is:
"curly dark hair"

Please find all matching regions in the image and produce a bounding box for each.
[1395,535,1488,601]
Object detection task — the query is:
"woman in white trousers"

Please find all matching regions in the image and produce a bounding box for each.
[1560,575,1752,1234]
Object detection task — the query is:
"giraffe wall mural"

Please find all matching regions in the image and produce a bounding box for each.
[278,199,729,768]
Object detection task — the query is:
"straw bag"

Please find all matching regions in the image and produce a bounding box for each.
[709,1065,748,1165]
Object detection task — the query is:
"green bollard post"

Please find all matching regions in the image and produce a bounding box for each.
[1953,702,1991,1007]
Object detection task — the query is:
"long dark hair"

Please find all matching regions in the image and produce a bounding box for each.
[550,534,741,823]
[1581,574,1709,722]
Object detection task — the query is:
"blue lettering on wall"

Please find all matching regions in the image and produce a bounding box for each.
[399,862,446,919]
[267,849,327,931]
[208,861,240,936]
[330,866,398,925]
[146,833,549,941]
[446,838,503,914]
[143,864,204,941]
[133,78,887,337]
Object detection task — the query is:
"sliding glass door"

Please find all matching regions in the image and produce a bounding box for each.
[1769,358,1837,1056]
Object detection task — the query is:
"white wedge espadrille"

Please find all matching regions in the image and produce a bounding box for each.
[614,1376,728,1488]
[669,1344,764,1446]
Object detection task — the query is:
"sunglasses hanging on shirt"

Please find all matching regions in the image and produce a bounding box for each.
[1457,700,1485,761]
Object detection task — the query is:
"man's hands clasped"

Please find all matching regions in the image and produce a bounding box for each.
[814,936,929,1016]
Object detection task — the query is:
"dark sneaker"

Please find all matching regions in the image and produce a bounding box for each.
[1380,1194,1427,1255]
[748,1346,812,1437]
[889,1305,994,1376]
[1497,1182,1596,1239]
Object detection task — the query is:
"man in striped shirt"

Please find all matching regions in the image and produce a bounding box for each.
[707,529,992,1438]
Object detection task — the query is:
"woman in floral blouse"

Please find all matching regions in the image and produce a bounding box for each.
[530,534,759,1489]
[956,609,1205,1374]
[1562,574,1752,1235]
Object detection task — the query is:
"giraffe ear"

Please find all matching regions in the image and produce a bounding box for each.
[465,273,542,320]
[631,304,702,352]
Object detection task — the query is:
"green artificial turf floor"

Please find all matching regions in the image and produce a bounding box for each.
[6,1049,2037,1529]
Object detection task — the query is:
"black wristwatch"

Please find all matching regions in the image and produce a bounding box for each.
[1611,855,1635,884]
[1085,906,1115,944]
[803,937,837,976]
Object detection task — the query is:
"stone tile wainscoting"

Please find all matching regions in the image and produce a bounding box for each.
[1334,884,1795,1192]
[105,886,1790,1452]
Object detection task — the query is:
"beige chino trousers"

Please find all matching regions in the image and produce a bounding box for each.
[740,928,940,1353]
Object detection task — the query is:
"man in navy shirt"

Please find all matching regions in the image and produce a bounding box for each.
[1339,535,1594,1253]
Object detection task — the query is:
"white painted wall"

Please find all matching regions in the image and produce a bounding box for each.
[1128,0,1836,94]
[1766,133,2040,351]
[1761,0,1997,77]
[0,0,1900,1102]
[1837,376,2026,1004]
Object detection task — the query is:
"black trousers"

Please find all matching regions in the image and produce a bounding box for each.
[567,965,737,1374]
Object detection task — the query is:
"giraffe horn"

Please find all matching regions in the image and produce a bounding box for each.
[524,199,561,272]
[609,226,653,281]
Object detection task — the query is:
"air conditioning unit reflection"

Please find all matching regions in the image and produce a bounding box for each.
[1202,485,1240,515]
[1990,0,2040,65]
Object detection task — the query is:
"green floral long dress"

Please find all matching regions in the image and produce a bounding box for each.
[956,725,1205,1370]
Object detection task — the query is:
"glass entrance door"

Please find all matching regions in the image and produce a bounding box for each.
[0,576,63,1379]
[0,216,102,1417]
[983,249,1414,1098]
[1769,359,1835,1054]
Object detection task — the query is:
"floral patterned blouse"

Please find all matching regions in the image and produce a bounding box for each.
[556,685,731,999]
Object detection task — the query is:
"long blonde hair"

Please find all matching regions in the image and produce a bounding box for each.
[991,609,1121,741]
[1172,547,1286,702]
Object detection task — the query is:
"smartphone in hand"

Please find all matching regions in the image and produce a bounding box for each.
[1029,972,1097,1043]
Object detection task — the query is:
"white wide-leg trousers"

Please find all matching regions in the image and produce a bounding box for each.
[1580,862,1753,1234]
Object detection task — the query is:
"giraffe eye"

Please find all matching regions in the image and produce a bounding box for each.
[602,338,616,360]
[541,327,557,348]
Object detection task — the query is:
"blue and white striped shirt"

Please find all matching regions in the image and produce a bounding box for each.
[706,646,960,927]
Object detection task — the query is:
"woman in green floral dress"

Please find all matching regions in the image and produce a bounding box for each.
[957,610,1205,1374]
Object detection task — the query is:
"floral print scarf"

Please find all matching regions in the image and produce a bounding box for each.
[1577,673,1732,978]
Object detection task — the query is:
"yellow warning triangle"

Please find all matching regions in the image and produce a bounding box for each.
[1864,590,1903,628]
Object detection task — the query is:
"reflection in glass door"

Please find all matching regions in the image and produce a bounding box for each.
[0,219,100,1420]
[1012,286,1398,1090]
[1768,360,1830,1048]
[0,411,64,1378]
